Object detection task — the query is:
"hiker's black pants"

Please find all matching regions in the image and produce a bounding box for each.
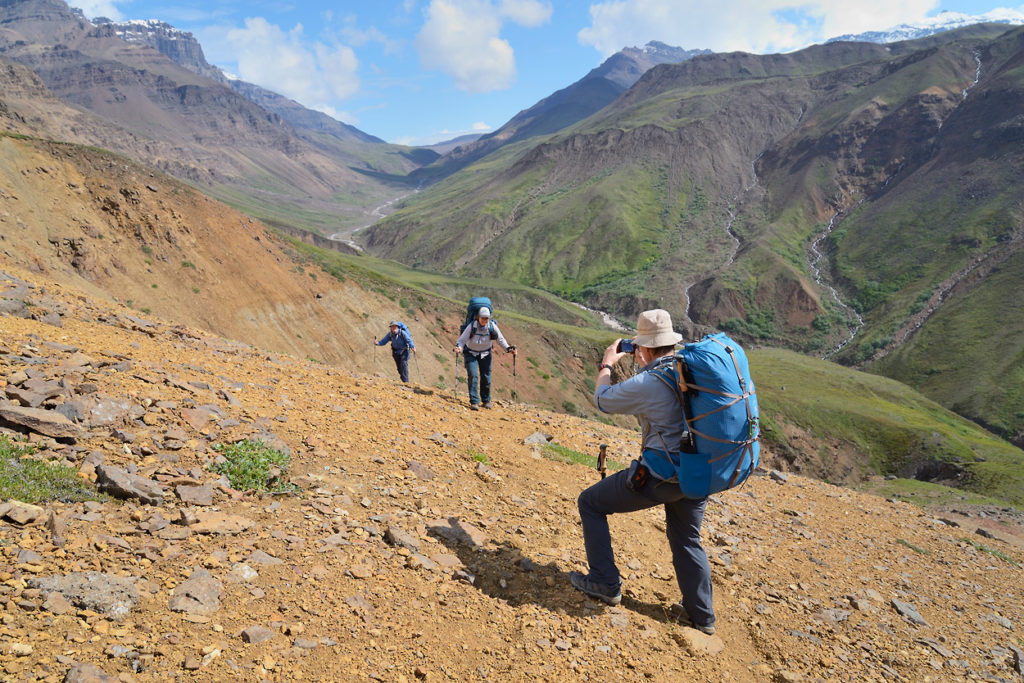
[392,349,410,383]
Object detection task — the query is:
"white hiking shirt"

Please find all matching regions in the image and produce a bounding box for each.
[455,321,511,358]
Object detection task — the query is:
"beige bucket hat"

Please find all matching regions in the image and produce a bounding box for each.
[633,309,683,348]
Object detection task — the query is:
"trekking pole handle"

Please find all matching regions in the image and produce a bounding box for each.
[598,443,608,479]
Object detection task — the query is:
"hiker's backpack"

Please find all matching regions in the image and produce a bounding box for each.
[651,332,760,499]
[463,296,497,339]
[392,321,412,344]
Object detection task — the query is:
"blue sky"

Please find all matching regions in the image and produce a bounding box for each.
[69,0,1024,145]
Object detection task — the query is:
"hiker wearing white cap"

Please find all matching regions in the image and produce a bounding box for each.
[569,308,716,635]
[375,320,416,382]
[452,306,516,410]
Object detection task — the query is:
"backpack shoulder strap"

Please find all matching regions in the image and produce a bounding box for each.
[651,356,698,453]
[650,361,684,404]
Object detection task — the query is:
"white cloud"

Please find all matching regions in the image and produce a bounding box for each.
[415,0,552,92]
[226,17,360,109]
[578,0,947,56]
[69,0,122,20]
[472,121,491,131]
[499,0,553,26]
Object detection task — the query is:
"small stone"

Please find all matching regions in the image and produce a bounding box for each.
[241,626,276,644]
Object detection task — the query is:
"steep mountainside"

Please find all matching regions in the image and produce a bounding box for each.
[102,18,389,150]
[0,0,420,234]
[363,24,1024,445]
[418,41,710,180]
[0,133,622,421]
[0,267,1022,682]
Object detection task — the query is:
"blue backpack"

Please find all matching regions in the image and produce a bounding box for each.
[463,296,497,338]
[650,332,760,498]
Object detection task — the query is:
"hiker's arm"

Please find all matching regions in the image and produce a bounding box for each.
[493,324,513,352]
[376,333,390,346]
[593,340,630,409]
[453,326,470,352]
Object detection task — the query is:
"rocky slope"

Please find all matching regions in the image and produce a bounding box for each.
[0,133,609,421]
[1,265,1023,682]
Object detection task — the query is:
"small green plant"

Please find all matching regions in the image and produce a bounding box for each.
[140,307,151,314]
[469,450,489,465]
[181,260,196,269]
[151,283,158,288]
[141,245,152,255]
[896,538,929,555]
[0,435,105,504]
[542,443,625,472]
[192,287,200,294]
[960,537,1020,567]
[210,439,298,493]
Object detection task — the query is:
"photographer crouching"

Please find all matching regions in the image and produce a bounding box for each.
[569,308,716,635]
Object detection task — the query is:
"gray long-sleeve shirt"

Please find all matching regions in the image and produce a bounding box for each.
[594,356,686,479]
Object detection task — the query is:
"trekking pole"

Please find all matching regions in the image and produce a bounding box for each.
[597,444,608,479]
[510,345,518,404]
[453,350,459,398]
[413,350,421,384]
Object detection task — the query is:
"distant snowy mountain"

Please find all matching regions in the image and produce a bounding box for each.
[826,10,1024,44]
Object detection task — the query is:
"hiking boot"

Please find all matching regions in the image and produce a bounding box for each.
[569,571,621,605]
[669,602,716,634]
[482,402,492,409]
[469,404,480,411]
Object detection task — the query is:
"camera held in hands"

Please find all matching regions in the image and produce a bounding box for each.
[616,338,635,354]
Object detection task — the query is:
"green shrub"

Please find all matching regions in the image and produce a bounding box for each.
[542,443,625,472]
[210,439,298,493]
[0,435,104,504]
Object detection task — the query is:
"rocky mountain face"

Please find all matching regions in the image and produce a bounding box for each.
[0,260,1022,682]
[418,41,710,179]
[0,0,420,235]
[98,18,222,82]
[98,17,385,148]
[364,24,1024,445]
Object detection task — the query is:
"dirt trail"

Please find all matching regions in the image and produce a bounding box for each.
[0,265,1022,682]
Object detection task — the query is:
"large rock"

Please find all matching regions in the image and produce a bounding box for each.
[183,510,255,535]
[63,662,116,682]
[29,572,139,620]
[0,404,82,438]
[94,464,165,505]
[168,569,222,616]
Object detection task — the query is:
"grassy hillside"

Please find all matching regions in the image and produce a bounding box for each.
[752,348,1024,507]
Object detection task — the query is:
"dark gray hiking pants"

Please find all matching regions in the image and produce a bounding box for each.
[578,462,715,628]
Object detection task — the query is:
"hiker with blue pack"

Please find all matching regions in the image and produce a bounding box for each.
[453,297,516,410]
[570,308,759,637]
[375,320,416,383]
